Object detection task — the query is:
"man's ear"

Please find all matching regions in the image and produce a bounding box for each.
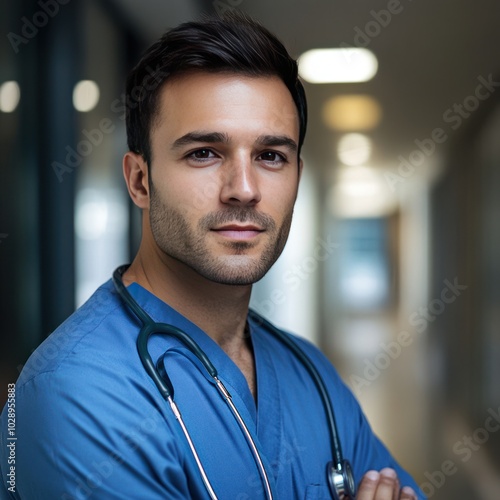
[123,152,149,209]
[298,157,304,182]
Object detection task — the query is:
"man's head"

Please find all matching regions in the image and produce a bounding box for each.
[123,14,307,287]
[125,13,307,168]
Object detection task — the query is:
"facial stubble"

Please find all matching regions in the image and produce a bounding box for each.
[149,183,294,286]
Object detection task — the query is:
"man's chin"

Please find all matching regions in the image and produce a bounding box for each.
[201,256,271,286]
[207,270,268,287]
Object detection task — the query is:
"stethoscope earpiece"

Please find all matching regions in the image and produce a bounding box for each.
[327,460,356,500]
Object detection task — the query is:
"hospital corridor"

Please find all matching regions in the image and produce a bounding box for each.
[1,1,500,498]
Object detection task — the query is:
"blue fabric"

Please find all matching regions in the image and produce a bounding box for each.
[0,280,425,499]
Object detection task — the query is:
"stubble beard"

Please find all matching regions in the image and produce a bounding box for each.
[149,184,293,286]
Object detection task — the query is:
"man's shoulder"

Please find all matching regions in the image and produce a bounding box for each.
[0,276,179,499]
[10,278,158,439]
[17,279,131,386]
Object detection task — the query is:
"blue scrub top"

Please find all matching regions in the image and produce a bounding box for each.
[0,280,425,499]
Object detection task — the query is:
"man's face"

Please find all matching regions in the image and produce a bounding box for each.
[147,72,302,286]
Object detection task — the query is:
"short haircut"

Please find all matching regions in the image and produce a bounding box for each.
[125,12,308,167]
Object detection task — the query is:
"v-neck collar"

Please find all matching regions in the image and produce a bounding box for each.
[127,282,258,424]
[126,282,284,487]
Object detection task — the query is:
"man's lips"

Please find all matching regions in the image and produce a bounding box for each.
[211,224,264,240]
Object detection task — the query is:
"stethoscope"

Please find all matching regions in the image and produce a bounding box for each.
[112,265,356,499]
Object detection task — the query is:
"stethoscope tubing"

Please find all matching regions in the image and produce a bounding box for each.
[112,265,353,499]
[248,311,344,469]
[112,265,273,499]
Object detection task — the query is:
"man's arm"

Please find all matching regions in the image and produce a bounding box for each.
[292,335,426,499]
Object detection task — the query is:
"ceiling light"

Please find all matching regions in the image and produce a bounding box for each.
[329,165,397,218]
[323,95,382,131]
[0,81,21,113]
[298,48,378,84]
[73,80,100,112]
[337,133,373,166]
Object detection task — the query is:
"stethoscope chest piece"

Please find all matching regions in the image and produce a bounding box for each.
[327,460,356,499]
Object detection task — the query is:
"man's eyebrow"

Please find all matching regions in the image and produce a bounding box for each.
[171,131,229,149]
[256,135,298,153]
[171,131,298,154]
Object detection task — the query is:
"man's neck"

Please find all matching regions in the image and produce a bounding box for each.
[123,246,257,398]
[123,245,253,357]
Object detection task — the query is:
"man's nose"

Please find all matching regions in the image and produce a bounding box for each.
[219,155,262,206]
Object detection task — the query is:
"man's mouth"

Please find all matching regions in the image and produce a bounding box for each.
[211,224,264,240]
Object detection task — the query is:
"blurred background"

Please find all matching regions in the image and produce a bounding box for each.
[1,0,499,497]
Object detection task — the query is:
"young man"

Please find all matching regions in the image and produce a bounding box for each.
[0,14,424,499]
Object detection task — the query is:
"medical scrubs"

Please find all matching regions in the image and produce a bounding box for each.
[0,280,425,499]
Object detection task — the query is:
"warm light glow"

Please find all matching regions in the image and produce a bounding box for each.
[337,133,373,166]
[0,81,21,113]
[73,80,100,112]
[323,95,382,131]
[329,165,397,218]
[298,48,378,83]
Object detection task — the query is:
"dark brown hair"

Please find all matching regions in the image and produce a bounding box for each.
[125,12,307,167]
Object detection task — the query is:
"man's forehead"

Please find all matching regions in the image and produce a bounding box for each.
[153,72,300,139]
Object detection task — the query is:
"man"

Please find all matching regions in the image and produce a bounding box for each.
[0,14,424,499]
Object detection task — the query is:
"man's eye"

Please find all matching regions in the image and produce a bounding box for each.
[258,151,286,164]
[189,149,216,160]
